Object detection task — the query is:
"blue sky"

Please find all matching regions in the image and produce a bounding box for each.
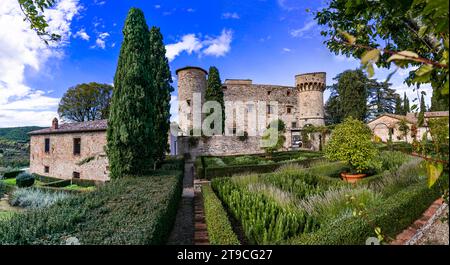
[0,0,431,127]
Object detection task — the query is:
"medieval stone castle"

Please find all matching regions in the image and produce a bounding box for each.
[174,66,327,157]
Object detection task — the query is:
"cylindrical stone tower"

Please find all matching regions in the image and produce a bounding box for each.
[176,66,208,135]
[295,72,326,127]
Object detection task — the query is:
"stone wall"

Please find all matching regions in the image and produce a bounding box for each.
[29,131,109,181]
[177,135,265,158]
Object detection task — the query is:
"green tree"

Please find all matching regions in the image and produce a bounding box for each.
[149,26,174,162]
[326,69,368,122]
[324,93,342,125]
[261,119,286,154]
[315,0,448,96]
[107,8,155,178]
[394,94,404,115]
[398,119,410,142]
[17,0,60,44]
[367,80,396,118]
[418,94,426,126]
[403,92,410,114]
[430,88,449,111]
[58,82,113,122]
[205,66,225,134]
[325,117,380,173]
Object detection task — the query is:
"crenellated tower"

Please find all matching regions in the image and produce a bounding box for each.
[295,72,326,127]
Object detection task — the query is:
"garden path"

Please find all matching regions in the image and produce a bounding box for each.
[167,161,195,245]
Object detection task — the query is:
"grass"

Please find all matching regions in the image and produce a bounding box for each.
[0,178,45,187]
[0,211,14,221]
[63,184,96,192]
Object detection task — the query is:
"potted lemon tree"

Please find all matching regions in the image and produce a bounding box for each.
[325,117,381,183]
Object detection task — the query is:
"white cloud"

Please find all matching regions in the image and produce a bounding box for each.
[165,29,233,61]
[94,0,106,6]
[91,32,110,49]
[74,28,90,40]
[187,8,195,13]
[290,20,316,38]
[222,12,240,19]
[283,48,291,52]
[0,0,81,127]
[277,0,301,11]
[202,29,233,57]
[165,34,203,62]
[154,5,161,9]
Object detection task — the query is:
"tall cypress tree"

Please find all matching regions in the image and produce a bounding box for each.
[149,26,173,162]
[394,94,403,115]
[107,8,155,178]
[205,66,225,134]
[418,94,426,126]
[403,92,410,114]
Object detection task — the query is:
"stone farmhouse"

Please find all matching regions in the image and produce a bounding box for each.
[367,111,449,143]
[28,118,108,182]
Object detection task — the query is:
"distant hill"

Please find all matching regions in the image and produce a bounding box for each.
[0,126,45,142]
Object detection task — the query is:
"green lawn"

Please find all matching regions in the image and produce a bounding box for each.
[0,211,14,221]
[63,184,96,192]
[1,178,46,187]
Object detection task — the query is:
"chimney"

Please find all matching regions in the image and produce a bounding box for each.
[52,117,59,129]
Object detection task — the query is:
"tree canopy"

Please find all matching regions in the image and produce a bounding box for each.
[57,82,112,122]
[149,26,174,162]
[316,0,449,110]
[107,8,155,178]
[325,69,395,123]
[205,66,225,134]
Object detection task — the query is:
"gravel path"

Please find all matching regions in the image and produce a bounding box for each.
[416,207,449,245]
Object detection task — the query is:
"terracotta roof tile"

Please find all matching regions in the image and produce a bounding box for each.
[28,119,107,135]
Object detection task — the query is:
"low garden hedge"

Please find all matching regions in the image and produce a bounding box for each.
[2,170,24,179]
[0,169,183,245]
[286,180,442,245]
[203,157,326,180]
[202,184,240,245]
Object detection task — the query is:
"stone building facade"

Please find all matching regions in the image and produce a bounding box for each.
[367,111,449,143]
[29,119,109,182]
[175,66,327,156]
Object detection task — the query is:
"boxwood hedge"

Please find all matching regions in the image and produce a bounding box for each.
[285,180,443,245]
[202,184,240,245]
[0,170,183,245]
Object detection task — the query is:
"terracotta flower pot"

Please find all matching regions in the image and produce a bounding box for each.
[340,172,367,183]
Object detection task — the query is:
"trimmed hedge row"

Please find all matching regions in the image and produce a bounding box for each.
[0,170,183,245]
[203,157,326,180]
[202,184,240,245]
[2,170,24,179]
[286,181,442,245]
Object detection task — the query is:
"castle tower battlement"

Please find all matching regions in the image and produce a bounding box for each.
[295,72,326,127]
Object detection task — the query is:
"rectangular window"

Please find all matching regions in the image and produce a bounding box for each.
[292,122,297,128]
[267,105,273,114]
[267,91,271,96]
[44,138,50,153]
[73,138,81,155]
[186,100,191,106]
[287,107,292,114]
[44,166,49,173]
[72,171,80,179]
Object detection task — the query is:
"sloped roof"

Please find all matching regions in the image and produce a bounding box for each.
[367,113,417,124]
[424,111,449,118]
[28,119,107,135]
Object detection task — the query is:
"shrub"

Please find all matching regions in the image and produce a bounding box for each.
[212,177,319,244]
[204,157,325,180]
[378,151,411,172]
[202,185,240,245]
[0,181,5,197]
[2,170,24,179]
[9,188,69,209]
[287,181,441,245]
[325,117,381,173]
[16,173,35,188]
[0,170,183,245]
